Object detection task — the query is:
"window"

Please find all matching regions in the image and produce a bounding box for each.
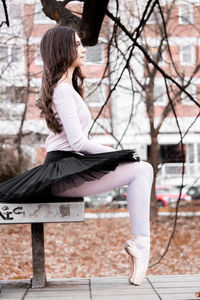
[0,86,25,103]
[13,87,26,103]
[150,47,158,60]
[147,144,185,163]
[0,86,26,103]
[11,46,21,63]
[0,46,8,63]
[181,84,196,105]
[187,144,194,163]
[34,2,55,24]
[85,82,106,106]
[179,5,193,24]
[153,84,166,105]
[180,45,194,65]
[0,86,7,102]
[149,46,165,65]
[198,144,200,163]
[0,45,22,64]
[85,44,104,64]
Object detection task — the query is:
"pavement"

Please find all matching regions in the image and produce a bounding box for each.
[1,274,200,300]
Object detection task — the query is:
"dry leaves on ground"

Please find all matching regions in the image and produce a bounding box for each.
[0,215,200,280]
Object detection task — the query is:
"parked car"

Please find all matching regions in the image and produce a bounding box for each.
[112,187,127,201]
[186,185,200,200]
[156,186,192,207]
[85,191,113,208]
[111,185,192,208]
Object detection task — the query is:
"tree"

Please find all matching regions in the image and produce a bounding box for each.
[84,0,200,218]
[109,0,200,217]
[1,0,200,268]
[2,0,200,213]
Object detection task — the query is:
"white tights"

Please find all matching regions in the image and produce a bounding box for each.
[53,161,153,239]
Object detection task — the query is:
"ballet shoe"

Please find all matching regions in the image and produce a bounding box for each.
[124,237,149,286]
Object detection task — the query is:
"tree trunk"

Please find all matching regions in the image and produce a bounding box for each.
[145,80,161,220]
[149,134,160,220]
[16,40,30,173]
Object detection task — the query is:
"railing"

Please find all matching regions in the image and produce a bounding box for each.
[158,163,200,177]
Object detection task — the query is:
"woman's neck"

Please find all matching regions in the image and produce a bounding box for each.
[59,66,74,86]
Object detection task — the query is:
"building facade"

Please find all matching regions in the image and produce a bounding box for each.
[108,0,200,186]
[0,0,200,186]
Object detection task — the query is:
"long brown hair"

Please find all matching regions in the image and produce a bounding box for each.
[36,25,84,134]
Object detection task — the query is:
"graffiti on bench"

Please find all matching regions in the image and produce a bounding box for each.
[0,202,84,223]
[0,205,25,220]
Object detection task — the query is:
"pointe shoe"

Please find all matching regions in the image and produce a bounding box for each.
[124,238,149,286]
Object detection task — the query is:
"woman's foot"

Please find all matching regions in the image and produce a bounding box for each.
[124,236,150,286]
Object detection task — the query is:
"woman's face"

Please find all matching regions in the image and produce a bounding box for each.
[72,33,87,67]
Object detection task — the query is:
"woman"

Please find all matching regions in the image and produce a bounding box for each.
[0,25,153,286]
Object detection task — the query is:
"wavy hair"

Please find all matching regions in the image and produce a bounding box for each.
[36,25,84,134]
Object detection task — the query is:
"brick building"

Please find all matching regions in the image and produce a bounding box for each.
[108,0,200,186]
[0,0,200,186]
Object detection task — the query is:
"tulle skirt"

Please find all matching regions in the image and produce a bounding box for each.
[0,149,140,203]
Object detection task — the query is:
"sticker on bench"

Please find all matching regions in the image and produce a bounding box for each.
[0,202,84,224]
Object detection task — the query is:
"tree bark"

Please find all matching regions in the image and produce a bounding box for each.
[149,134,160,220]
[146,86,160,219]
[41,0,81,30]
[80,0,109,45]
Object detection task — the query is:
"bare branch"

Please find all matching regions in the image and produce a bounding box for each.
[149,77,185,268]
[80,0,109,45]
[105,7,200,108]
[0,0,9,28]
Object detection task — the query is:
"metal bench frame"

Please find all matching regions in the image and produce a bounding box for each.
[0,198,84,288]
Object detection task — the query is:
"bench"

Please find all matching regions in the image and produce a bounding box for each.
[0,197,84,288]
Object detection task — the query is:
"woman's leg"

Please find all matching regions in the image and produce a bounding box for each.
[54,160,153,284]
[53,161,153,239]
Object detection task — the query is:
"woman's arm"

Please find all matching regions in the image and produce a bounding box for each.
[53,83,117,154]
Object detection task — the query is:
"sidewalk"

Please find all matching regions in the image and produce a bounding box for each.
[1,274,200,300]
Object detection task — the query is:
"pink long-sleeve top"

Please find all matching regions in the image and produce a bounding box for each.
[45,82,116,154]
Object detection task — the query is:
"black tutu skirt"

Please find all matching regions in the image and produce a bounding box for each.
[0,149,140,203]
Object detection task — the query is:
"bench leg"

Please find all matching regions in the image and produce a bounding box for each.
[31,223,46,288]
